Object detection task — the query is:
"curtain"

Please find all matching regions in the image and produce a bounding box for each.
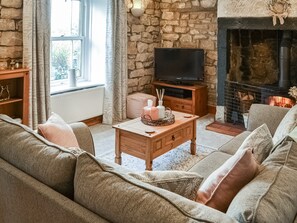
[23,0,51,129]
[103,0,128,125]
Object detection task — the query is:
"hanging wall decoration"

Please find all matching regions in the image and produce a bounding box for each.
[268,0,291,26]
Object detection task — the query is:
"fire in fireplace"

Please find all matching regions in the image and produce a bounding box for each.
[267,96,295,108]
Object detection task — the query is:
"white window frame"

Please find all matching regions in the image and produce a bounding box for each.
[50,0,94,94]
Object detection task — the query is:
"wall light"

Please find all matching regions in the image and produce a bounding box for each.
[131,0,145,17]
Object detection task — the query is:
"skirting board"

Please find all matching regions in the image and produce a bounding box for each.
[81,115,102,126]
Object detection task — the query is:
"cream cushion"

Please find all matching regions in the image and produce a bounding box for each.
[227,138,297,223]
[129,170,203,200]
[237,123,273,163]
[38,112,79,148]
[273,104,297,144]
[74,153,237,223]
[0,114,79,198]
[196,149,259,212]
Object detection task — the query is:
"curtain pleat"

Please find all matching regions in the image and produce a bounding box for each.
[23,0,51,129]
[103,0,128,125]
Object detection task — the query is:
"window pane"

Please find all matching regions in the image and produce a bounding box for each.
[51,40,82,81]
[51,0,81,37]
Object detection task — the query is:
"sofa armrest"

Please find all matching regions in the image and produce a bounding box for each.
[70,123,95,155]
[247,104,289,135]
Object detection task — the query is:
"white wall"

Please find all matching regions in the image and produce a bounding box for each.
[51,86,104,123]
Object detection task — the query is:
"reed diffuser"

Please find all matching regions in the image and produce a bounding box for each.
[156,88,165,119]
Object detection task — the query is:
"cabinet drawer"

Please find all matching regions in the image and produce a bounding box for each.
[172,102,192,113]
[164,129,183,146]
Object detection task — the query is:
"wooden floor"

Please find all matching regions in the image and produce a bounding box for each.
[206,121,245,137]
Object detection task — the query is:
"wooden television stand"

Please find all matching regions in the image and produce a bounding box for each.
[152,81,208,117]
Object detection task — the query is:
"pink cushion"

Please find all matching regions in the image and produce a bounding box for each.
[196,149,259,212]
[38,113,79,148]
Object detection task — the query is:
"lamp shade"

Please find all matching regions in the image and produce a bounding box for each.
[131,7,144,17]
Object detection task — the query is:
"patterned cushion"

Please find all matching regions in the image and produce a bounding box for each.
[237,123,273,163]
[129,171,203,200]
[74,153,237,223]
[0,114,79,198]
[38,112,79,148]
[273,104,297,144]
[196,149,259,212]
[227,138,297,223]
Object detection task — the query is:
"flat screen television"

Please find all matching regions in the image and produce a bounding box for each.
[154,48,204,84]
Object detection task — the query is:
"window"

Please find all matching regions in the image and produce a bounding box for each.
[50,0,106,94]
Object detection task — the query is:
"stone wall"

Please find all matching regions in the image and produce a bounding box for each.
[127,0,218,106]
[127,0,161,94]
[1,0,218,106]
[0,0,23,69]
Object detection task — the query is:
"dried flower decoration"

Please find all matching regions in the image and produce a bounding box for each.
[268,0,291,26]
[288,86,297,100]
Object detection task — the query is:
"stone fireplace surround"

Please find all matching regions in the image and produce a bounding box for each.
[216,0,297,123]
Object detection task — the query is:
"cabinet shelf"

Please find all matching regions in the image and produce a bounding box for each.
[0,69,29,125]
[152,81,208,117]
[0,98,23,105]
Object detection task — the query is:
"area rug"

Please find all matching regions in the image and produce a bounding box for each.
[101,142,216,172]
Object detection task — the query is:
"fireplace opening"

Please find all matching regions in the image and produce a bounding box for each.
[224,29,297,125]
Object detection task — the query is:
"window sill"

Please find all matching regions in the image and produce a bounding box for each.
[51,81,104,95]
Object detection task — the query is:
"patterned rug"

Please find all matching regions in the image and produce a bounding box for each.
[101,142,215,171]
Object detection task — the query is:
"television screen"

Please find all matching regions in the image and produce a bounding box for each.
[154,48,204,84]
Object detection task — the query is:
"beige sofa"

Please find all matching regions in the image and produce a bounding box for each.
[0,104,295,223]
[189,103,289,177]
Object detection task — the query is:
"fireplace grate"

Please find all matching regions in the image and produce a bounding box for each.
[224,80,294,125]
[225,81,262,125]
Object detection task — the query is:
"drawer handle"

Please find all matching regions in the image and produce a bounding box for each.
[171,135,175,141]
[182,105,184,109]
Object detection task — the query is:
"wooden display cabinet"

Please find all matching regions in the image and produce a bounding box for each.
[0,69,29,125]
[152,81,208,117]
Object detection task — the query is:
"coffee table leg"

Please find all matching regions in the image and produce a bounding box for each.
[191,120,197,155]
[145,140,153,171]
[115,129,122,165]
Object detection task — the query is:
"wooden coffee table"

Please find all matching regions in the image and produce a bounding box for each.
[112,111,199,170]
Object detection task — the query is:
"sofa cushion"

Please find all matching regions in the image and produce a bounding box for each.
[226,139,297,223]
[129,170,203,200]
[227,166,297,223]
[273,104,297,144]
[237,124,273,163]
[265,137,297,171]
[38,112,79,148]
[247,104,289,135]
[219,131,251,155]
[189,151,232,180]
[74,153,237,223]
[196,149,259,212]
[0,114,79,198]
